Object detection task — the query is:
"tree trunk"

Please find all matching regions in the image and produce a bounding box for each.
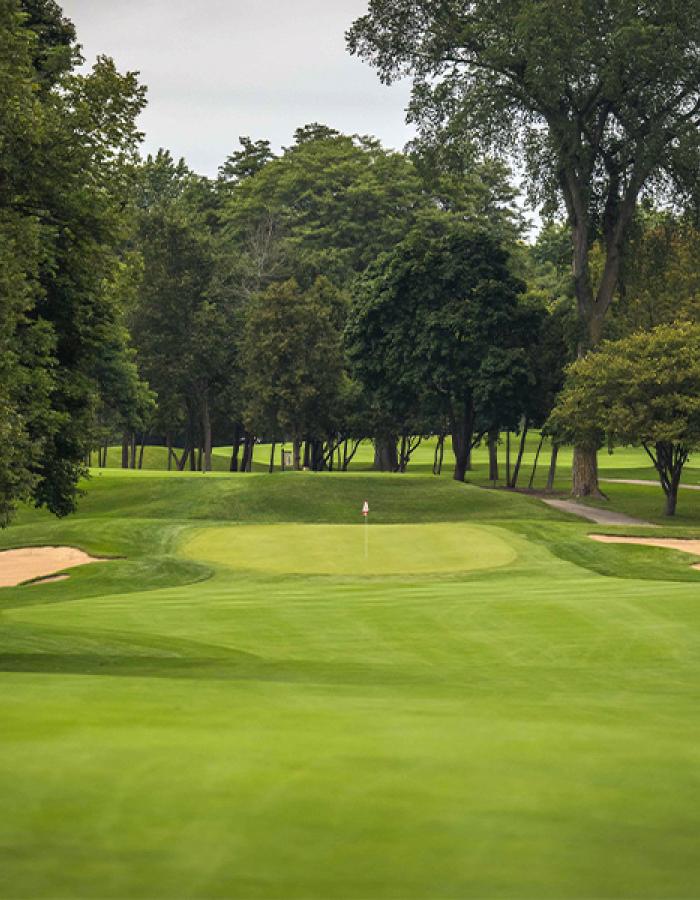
[510,420,530,489]
[201,393,212,473]
[129,432,137,469]
[665,489,678,516]
[230,424,242,472]
[245,436,254,472]
[121,432,129,469]
[506,432,511,486]
[488,429,499,483]
[528,433,545,490]
[451,405,474,482]
[302,440,311,469]
[645,441,687,517]
[433,434,446,476]
[138,434,147,470]
[312,439,325,471]
[293,438,302,471]
[546,444,560,493]
[572,445,604,497]
[166,433,173,472]
[374,434,398,472]
[240,435,254,472]
[268,441,276,474]
[342,439,362,471]
[240,433,252,473]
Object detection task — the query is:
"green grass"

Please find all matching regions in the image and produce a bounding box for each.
[2,470,700,898]
[183,522,519,576]
[104,433,700,490]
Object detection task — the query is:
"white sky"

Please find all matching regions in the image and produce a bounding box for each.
[60,0,416,177]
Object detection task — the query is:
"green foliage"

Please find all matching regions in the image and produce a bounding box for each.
[220,128,426,290]
[348,0,700,425]
[550,322,700,512]
[0,0,147,521]
[347,217,528,479]
[241,278,344,447]
[612,211,700,335]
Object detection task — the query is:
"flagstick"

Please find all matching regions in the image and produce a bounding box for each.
[364,515,368,560]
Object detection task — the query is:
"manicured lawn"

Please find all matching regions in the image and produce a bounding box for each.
[183,522,519,576]
[2,471,700,897]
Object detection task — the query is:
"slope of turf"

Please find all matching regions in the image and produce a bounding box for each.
[2,470,700,898]
[13,469,560,525]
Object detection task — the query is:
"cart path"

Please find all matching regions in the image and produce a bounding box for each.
[542,498,658,528]
[602,478,700,490]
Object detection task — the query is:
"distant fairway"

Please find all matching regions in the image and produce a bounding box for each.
[184,522,518,575]
[2,470,700,898]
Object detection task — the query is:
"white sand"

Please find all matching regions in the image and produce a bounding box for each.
[0,546,107,587]
[590,535,700,570]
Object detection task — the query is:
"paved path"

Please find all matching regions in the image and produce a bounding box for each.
[542,498,658,528]
[602,478,700,491]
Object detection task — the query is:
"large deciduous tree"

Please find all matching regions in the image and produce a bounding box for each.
[348,0,700,496]
[241,277,345,469]
[346,217,527,481]
[549,322,700,516]
[0,0,147,523]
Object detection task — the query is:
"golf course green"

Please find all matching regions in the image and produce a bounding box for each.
[2,467,700,898]
[183,523,518,576]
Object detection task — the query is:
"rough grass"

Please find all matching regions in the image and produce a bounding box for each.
[2,471,700,898]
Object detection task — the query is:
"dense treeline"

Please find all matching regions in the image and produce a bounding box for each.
[124,125,574,483]
[1,0,699,523]
[0,0,147,524]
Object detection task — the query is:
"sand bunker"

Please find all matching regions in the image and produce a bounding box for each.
[0,546,107,587]
[590,535,700,570]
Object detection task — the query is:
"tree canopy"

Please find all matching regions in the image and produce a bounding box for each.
[549,322,700,515]
[348,0,700,495]
[0,0,147,522]
[346,217,528,481]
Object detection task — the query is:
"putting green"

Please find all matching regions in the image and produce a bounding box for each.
[182,522,518,575]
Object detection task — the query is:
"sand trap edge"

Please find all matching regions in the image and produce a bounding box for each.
[0,546,116,588]
[590,534,700,571]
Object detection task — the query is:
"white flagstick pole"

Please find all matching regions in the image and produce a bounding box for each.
[362,500,369,560]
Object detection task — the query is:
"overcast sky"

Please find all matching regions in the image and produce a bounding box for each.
[60,0,415,177]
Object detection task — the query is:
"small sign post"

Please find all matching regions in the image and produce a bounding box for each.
[362,500,369,559]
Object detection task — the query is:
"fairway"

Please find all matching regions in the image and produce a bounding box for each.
[183,522,518,575]
[2,470,700,899]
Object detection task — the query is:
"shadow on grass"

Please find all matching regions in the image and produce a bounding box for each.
[0,650,437,687]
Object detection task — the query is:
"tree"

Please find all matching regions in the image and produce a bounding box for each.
[348,0,700,496]
[219,137,275,184]
[131,198,238,472]
[220,125,521,468]
[346,217,527,481]
[0,0,147,522]
[241,278,344,469]
[548,322,700,516]
[612,211,700,335]
[220,127,426,291]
